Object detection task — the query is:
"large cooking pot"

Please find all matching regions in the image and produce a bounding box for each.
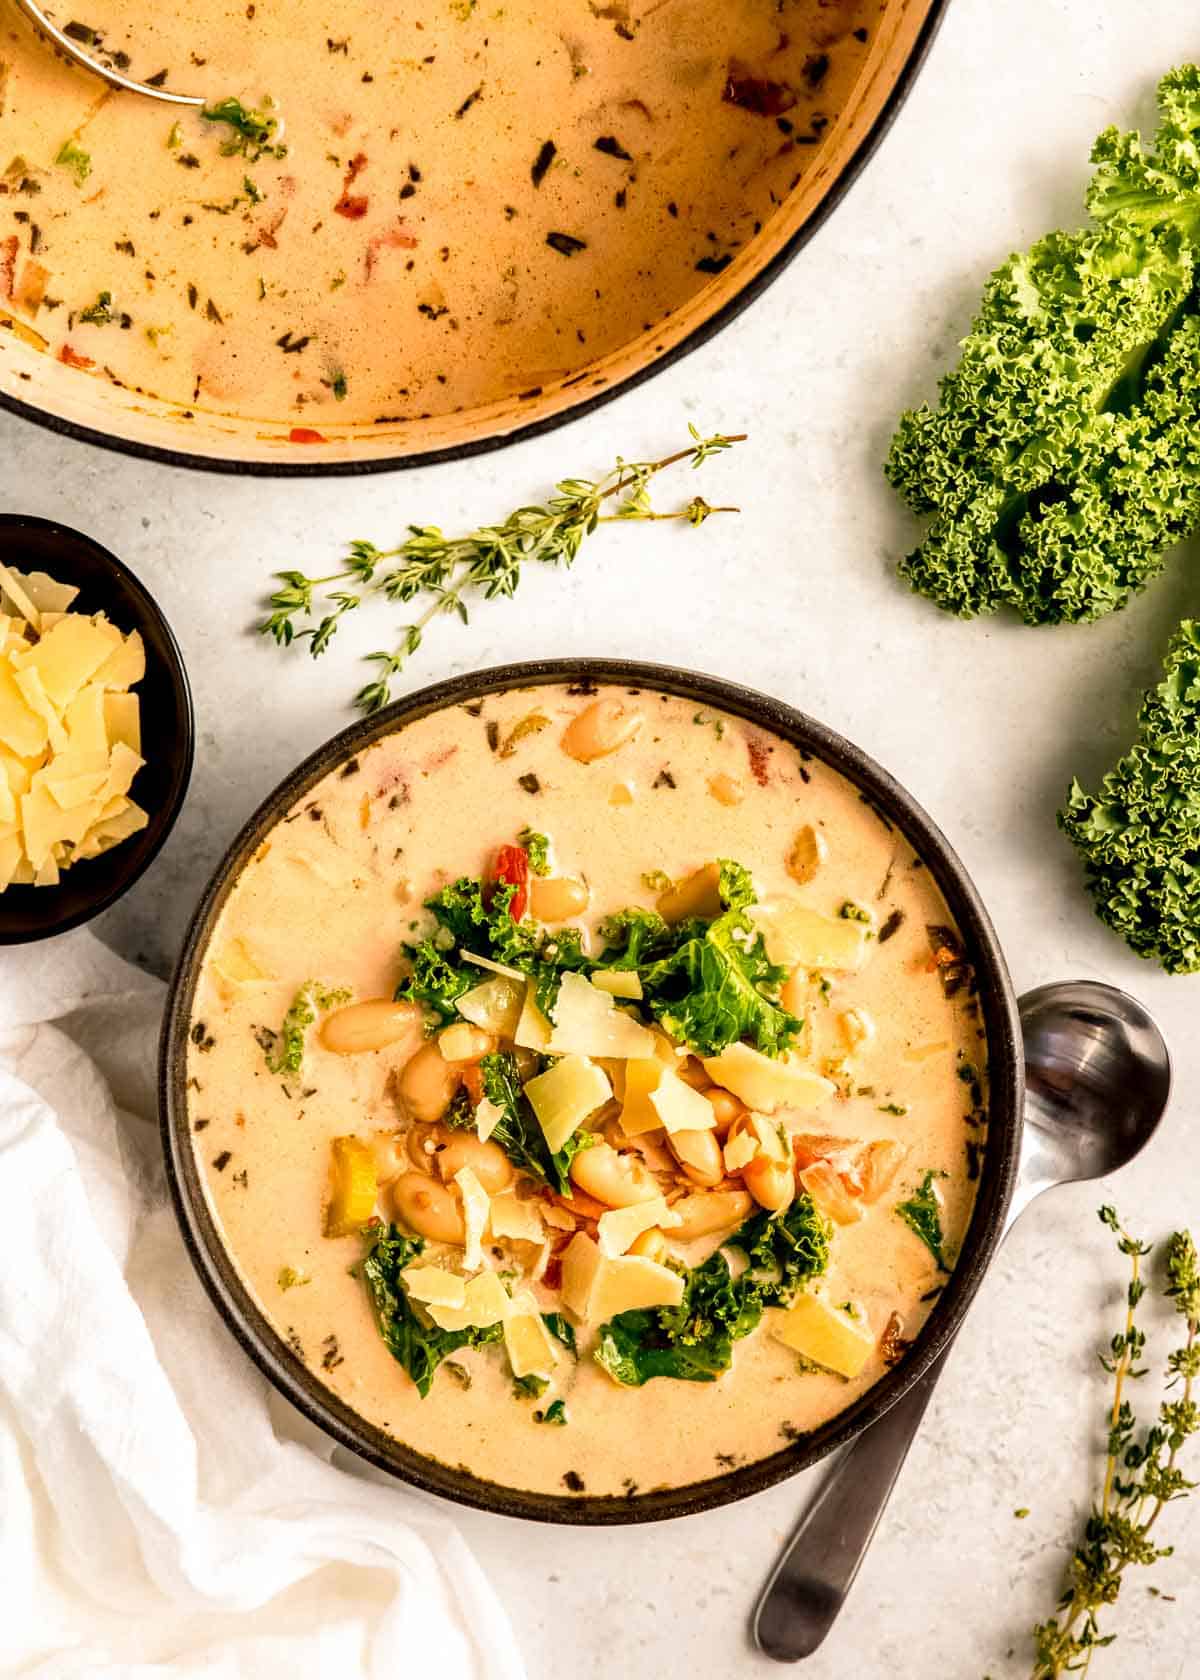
[1,1,945,475]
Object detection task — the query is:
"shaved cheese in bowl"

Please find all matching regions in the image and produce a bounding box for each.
[546,970,657,1059]
[0,564,147,892]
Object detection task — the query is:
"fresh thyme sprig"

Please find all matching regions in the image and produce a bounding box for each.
[1030,1208,1200,1677]
[260,425,745,713]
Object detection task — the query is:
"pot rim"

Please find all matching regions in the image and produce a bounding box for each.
[159,657,1022,1524]
[4,0,950,479]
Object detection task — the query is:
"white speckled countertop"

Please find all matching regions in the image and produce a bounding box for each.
[3,0,1200,1673]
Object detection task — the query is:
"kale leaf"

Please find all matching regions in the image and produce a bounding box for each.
[887,67,1200,627]
[359,1223,502,1397]
[265,981,350,1074]
[895,1172,951,1272]
[1059,618,1200,971]
[518,828,552,875]
[395,873,587,1020]
[592,862,800,1058]
[595,1194,832,1386]
[637,910,799,1057]
[478,1051,595,1195]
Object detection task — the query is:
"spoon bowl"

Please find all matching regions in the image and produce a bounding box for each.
[753,978,1172,1663]
[1013,981,1172,1222]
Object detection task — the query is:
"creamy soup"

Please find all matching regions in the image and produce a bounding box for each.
[186,685,987,1500]
[1,0,876,429]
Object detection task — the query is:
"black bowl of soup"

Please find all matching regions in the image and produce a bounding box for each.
[160,661,1021,1523]
[0,0,946,473]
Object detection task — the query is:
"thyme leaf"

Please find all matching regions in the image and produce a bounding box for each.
[1029,1209,1200,1677]
[259,424,745,712]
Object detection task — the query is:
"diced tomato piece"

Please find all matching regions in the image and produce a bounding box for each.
[487,843,529,920]
[58,343,95,369]
[288,426,326,443]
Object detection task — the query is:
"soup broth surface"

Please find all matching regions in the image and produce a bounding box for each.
[0,0,875,427]
[187,685,988,1501]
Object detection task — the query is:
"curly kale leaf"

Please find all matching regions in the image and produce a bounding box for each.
[478,1051,595,1195]
[1088,66,1200,239]
[265,981,351,1074]
[595,1195,831,1387]
[895,1172,952,1272]
[886,66,1200,628]
[729,1194,834,1304]
[1059,619,1200,972]
[593,863,800,1058]
[637,910,799,1057]
[394,940,475,1023]
[594,1249,750,1386]
[890,225,1195,624]
[359,1223,502,1397]
[395,873,587,1020]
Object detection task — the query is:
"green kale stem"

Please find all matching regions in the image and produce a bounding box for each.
[259,425,745,713]
[1030,1210,1200,1677]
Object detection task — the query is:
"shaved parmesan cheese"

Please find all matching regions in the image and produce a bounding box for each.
[460,949,527,981]
[541,1201,577,1232]
[590,967,644,1000]
[0,565,41,629]
[454,1165,491,1272]
[64,684,108,755]
[618,1057,667,1137]
[748,1111,789,1162]
[723,1128,758,1173]
[546,970,656,1059]
[0,662,48,758]
[513,986,553,1050]
[752,901,871,973]
[523,1054,612,1153]
[12,569,79,615]
[0,833,23,889]
[561,1230,686,1321]
[560,1231,604,1318]
[13,668,68,754]
[702,1042,836,1112]
[13,614,121,708]
[503,1290,559,1380]
[648,1069,719,1134]
[105,741,144,801]
[474,1096,504,1143]
[90,628,145,692]
[426,1268,510,1332]
[102,691,141,754]
[771,1293,875,1378]
[401,1266,467,1309]
[0,571,146,891]
[456,973,525,1037]
[596,1195,681,1257]
[488,1191,545,1244]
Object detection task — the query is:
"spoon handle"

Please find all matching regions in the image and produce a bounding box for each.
[752,1345,947,1662]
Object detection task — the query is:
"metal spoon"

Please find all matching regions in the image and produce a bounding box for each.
[753,979,1172,1663]
[11,0,204,106]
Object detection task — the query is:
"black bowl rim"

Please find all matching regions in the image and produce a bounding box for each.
[0,0,949,479]
[0,512,195,944]
[160,657,1022,1525]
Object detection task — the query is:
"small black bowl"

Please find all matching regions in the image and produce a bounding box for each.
[0,514,194,943]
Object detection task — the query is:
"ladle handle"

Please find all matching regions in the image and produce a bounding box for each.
[752,1344,947,1662]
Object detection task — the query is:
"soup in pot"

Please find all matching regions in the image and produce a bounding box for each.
[1,0,878,431]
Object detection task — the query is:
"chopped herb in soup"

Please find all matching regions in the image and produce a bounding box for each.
[0,0,877,428]
[188,685,986,1498]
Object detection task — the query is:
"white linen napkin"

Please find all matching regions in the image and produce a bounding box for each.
[0,930,525,1680]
